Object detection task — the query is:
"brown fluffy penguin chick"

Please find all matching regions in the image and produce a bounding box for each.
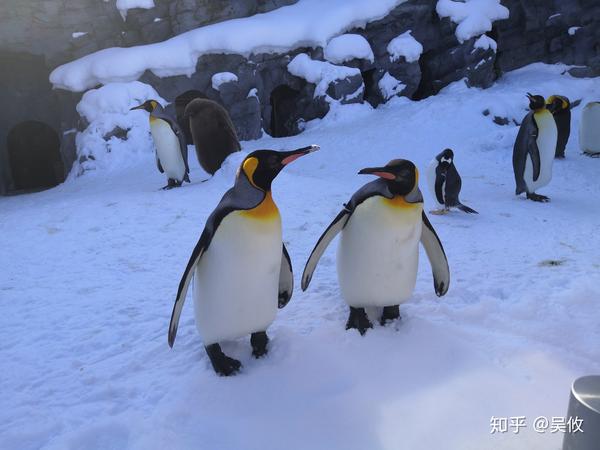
[184,98,241,175]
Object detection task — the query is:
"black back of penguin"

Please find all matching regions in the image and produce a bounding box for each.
[184,99,241,175]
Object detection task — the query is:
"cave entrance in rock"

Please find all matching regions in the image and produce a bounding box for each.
[361,69,382,108]
[7,121,64,192]
[269,85,302,138]
[412,50,435,100]
[175,90,209,144]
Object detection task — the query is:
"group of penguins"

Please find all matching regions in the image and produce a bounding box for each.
[129,91,587,376]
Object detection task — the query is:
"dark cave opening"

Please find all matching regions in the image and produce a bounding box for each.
[175,90,209,144]
[7,121,64,192]
[361,69,383,108]
[269,84,302,138]
[412,50,436,100]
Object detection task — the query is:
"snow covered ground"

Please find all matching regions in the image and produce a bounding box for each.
[1,64,599,450]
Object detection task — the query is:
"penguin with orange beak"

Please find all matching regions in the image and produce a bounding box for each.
[168,145,319,376]
[302,159,450,335]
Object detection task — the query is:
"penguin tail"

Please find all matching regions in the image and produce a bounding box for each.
[457,203,479,214]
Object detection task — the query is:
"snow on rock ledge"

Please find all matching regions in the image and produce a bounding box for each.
[211,72,238,91]
[378,72,405,100]
[474,34,497,52]
[49,0,407,92]
[324,34,374,64]
[387,30,423,63]
[116,0,155,20]
[436,0,509,43]
[287,53,361,98]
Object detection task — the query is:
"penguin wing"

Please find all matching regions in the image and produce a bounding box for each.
[513,114,541,193]
[420,212,450,297]
[168,186,257,347]
[156,153,164,173]
[434,165,446,205]
[278,243,294,308]
[154,110,191,176]
[301,179,391,291]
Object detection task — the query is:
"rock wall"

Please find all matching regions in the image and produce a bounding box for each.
[1,0,599,193]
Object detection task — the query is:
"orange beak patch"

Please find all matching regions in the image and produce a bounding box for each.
[372,171,395,180]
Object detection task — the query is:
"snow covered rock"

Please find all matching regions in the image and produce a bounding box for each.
[378,72,406,99]
[473,34,497,52]
[387,31,423,63]
[211,72,239,91]
[116,0,155,20]
[324,34,374,64]
[436,0,509,43]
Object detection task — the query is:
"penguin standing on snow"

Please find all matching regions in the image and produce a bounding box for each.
[131,100,190,189]
[546,95,571,159]
[302,159,449,335]
[579,101,600,157]
[168,145,319,376]
[512,93,557,202]
[426,148,478,215]
[184,98,241,175]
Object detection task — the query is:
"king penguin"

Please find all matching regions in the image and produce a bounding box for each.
[426,148,478,215]
[131,100,190,189]
[184,98,241,175]
[301,159,450,335]
[546,95,571,159]
[512,93,557,202]
[168,145,319,376]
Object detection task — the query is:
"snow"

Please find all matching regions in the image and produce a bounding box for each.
[2,64,600,450]
[247,88,258,98]
[474,34,497,52]
[72,32,88,39]
[49,0,408,92]
[74,81,165,174]
[436,0,509,43]
[324,34,374,64]
[568,27,580,36]
[211,72,238,91]
[287,53,360,98]
[387,30,423,63]
[116,0,155,20]
[378,71,406,99]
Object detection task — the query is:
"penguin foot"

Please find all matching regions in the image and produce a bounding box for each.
[346,307,373,335]
[250,331,269,359]
[429,209,448,215]
[162,179,183,190]
[380,305,401,326]
[526,193,550,202]
[205,343,242,376]
[555,153,565,159]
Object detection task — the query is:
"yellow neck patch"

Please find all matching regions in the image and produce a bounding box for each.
[240,191,280,220]
[382,195,421,209]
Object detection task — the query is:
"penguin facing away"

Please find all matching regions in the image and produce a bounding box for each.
[546,95,571,159]
[131,100,190,189]
[426,148,478,215]
[512,93,557,202]
[184,98,241,175]
[579,101,600,157]
[302,159,450,335]
[168,145,319,376]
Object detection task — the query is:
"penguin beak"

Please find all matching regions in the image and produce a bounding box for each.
[280,144,320,165]
[358,167,396,180]
[130,104,145,111]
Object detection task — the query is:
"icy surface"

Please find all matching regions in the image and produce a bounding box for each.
[387,30,423,63]
[436,0,509,43]
[474,34,497,52]
[211,72,238,90]
[2,64,600,450]
[378,72,406,99]
[50,0,407,92]
[287,53,360,97]
[324,34,374,64]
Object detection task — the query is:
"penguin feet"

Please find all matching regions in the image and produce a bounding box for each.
[250,331,269,359]
[380,305,401,326]
[205,343,241,376]
[526,193,550,202]
[162,179,183,190]
[346,307,373,335]
[429,209,448,215]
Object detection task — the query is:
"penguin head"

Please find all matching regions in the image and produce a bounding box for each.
[436,148,454,169]
[130,99,159,113]
[239,145,319,191]
[526,93,546,111]
[358,159,418,195]
[546,95,570,114]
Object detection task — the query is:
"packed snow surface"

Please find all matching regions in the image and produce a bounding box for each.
[386,30,423,63]
[49,0,408,92]
[211,72,238,91]
[287,54,361,98]
[2,64,600,450]
[324,34,374,64]
[436,0,509,43]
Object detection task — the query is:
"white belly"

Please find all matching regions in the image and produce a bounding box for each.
[337,196,423,307]
[193,211,282,345]
[524,110,556,192]
[579,102,600,154]
[150,119,186,181]
[426,159,444,208]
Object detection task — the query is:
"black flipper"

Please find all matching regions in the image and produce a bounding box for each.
[156,154,164,173]
[513,112,541,194]
[278,243,293,308]
[435,165,446,205]
[420,212,450,297]
[168,173,264,347]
